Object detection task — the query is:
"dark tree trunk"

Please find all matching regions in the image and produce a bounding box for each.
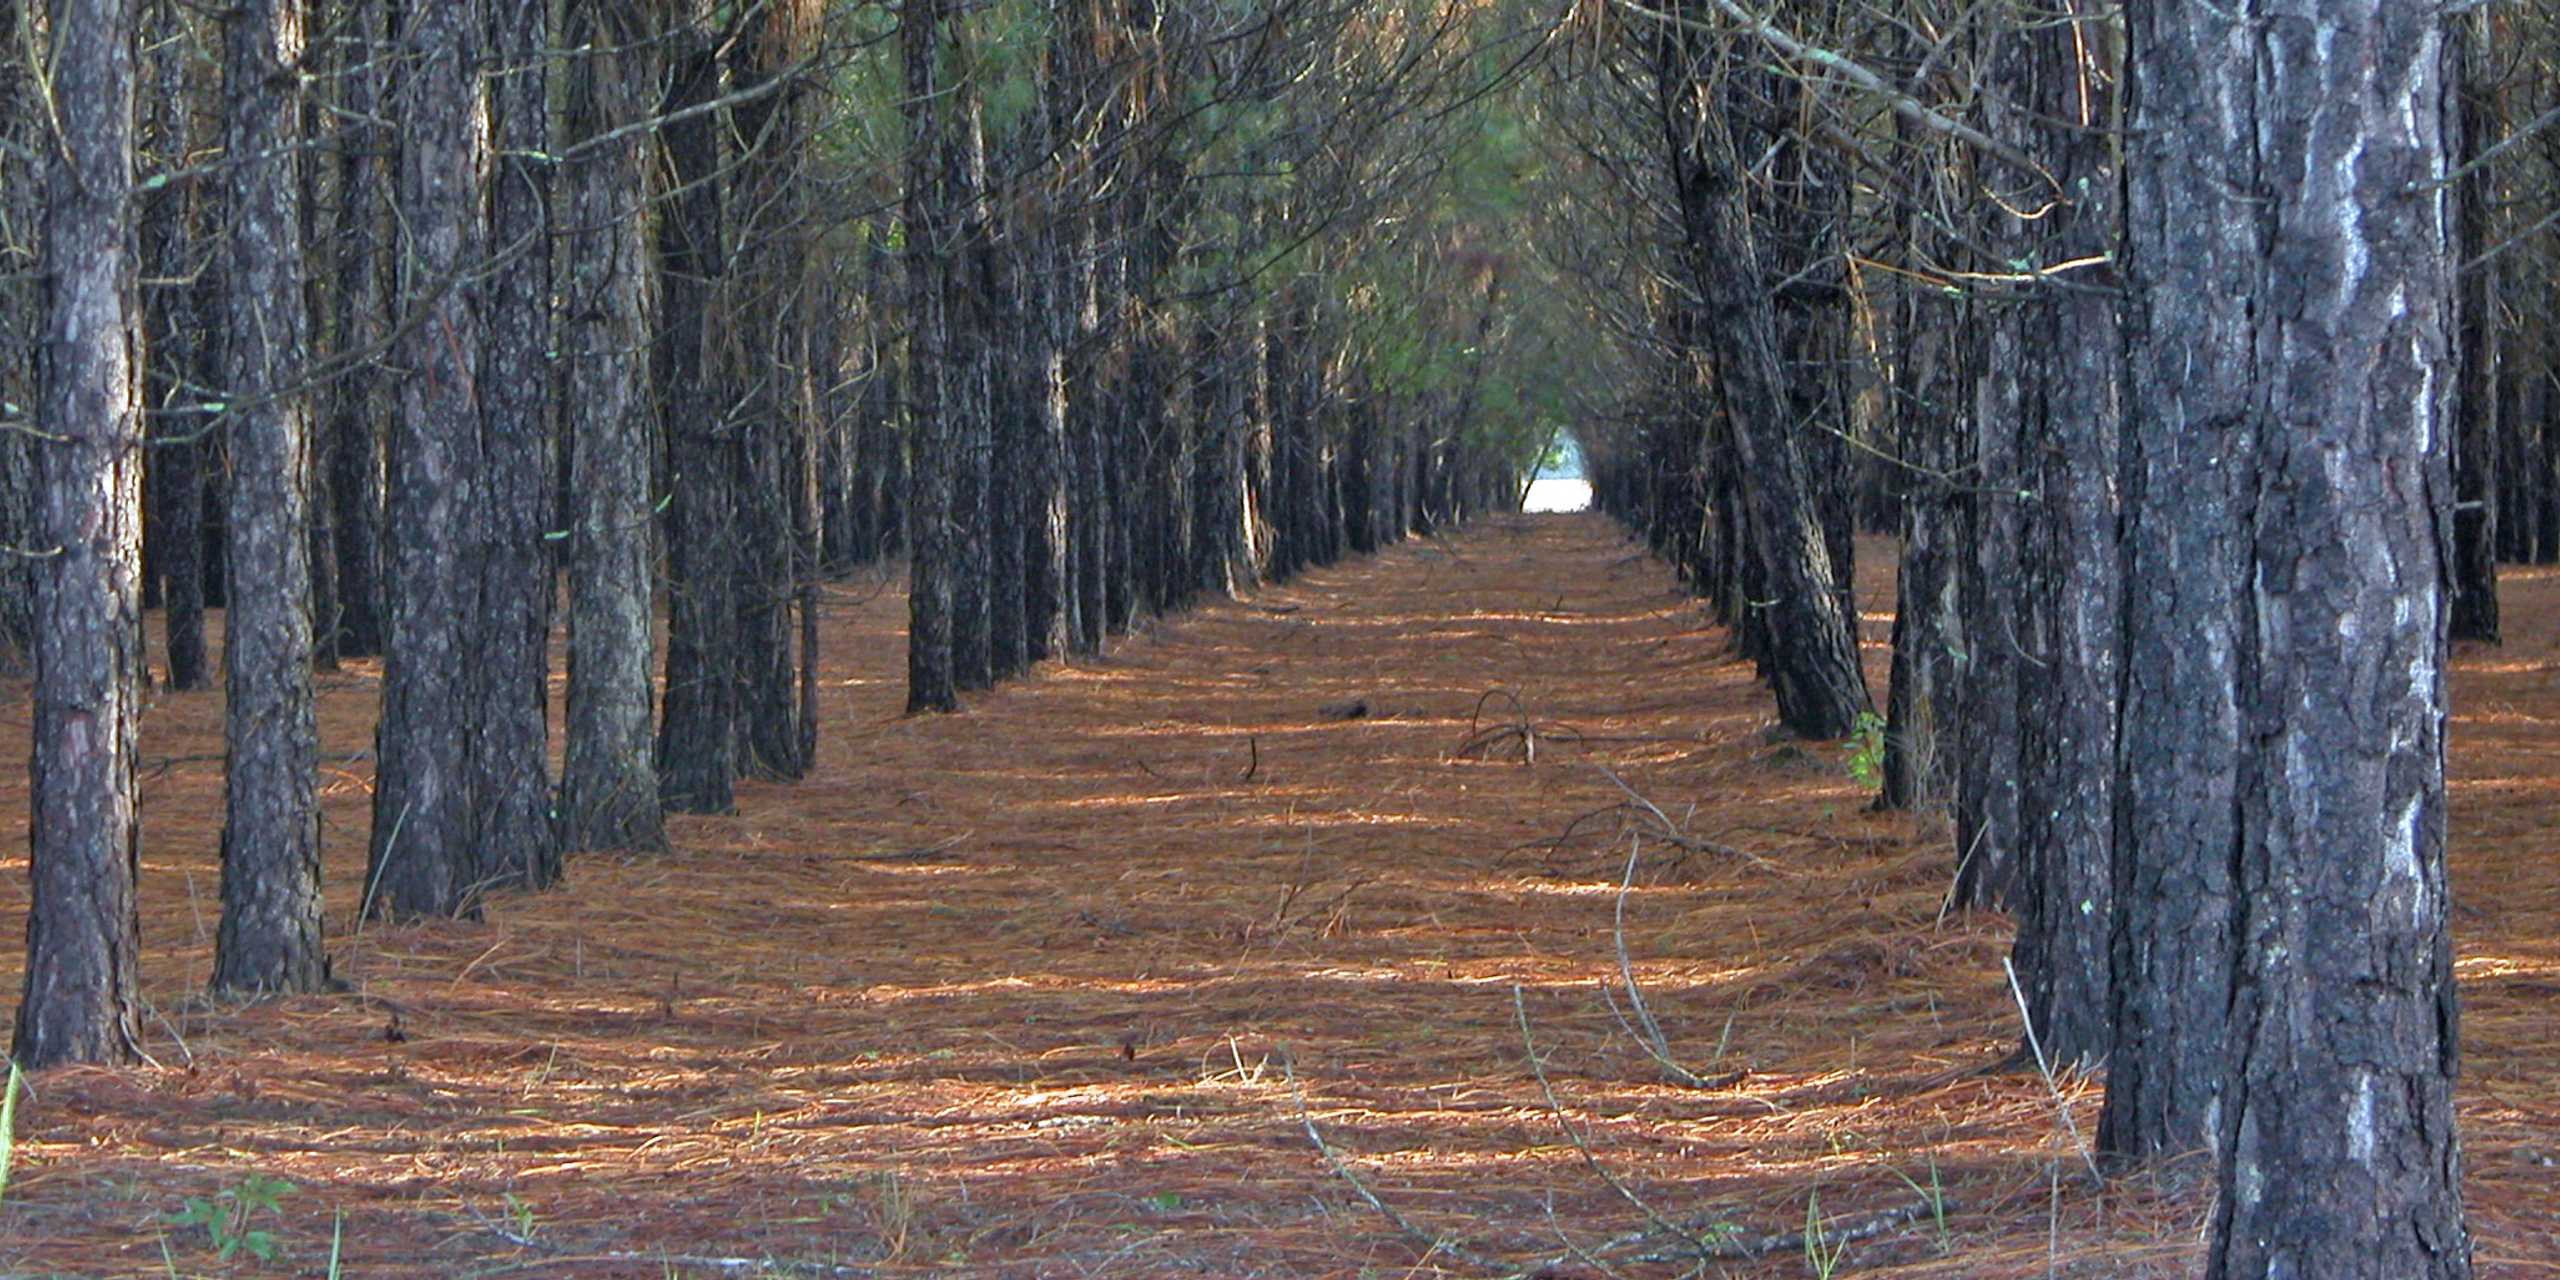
[0,0,33,677]
[984,214,1029,680]
[142,5,209,693]
[1654,21,1870,741]
[1995,2,2120,1068]
[368,0,487,919]
[1952,301,2025,912]
[944,89,996,692]
[901,0,960,712]
[2449,21,2499,645]
[325,0,391,659]
[1195,316,1248,600]
[16,0,147,1067]
[2192,0,2472,1270]
[213,0,327,994]
[654,27,741,804]
[727,6,819,778]
[2101,0,2258,1162]
[560,0,667,853]
[1878,189,1962,811]
[476,0,561,890]
[1025,217,1072,661]
[298,78,337,672]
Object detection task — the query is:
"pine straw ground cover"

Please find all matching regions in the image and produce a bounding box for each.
[0,514,2551,1278]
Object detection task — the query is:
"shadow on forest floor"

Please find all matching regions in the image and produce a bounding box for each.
[0,514,2553,1277]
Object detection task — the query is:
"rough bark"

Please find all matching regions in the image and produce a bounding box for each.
[368,0,487,919]
[1878,216,1961,811]
[901,0,959,713]
[2198,0,2471,1270]
[1654,21,1871,740]
[560,0,667,853]
[142,4,209,693]
[2101,0,2254,1160]
[727,5,818,778]
[16,0,147,1066]
[213,0,327,994]
[654,25,741,805]
[2448,16,2499,644]
[323,0,391,659]
[1026,212,1073,661]
[1995,0,2120,1068]
[949,93,995,691]
[476,0,561,890]
[0,0,30,676]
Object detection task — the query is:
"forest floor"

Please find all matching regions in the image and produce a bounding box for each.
[0,514,2553,1278]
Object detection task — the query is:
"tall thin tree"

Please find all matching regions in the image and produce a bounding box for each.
[213,0,327,993]
[16,0,148,1067]
[368,0,488,919]
[561,0,669,852]
[476,0,562,890]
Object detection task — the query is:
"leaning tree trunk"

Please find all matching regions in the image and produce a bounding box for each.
[16,0,147,1067]
[368,0,487,920]
[213,0,327,994]
[476,0,561,890]
[1655,21,1870,740]
[560,0,668,853]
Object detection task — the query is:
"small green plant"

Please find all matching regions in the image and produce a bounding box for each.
[1802,1190,1848,1279]
[0,1058,22,1203]
[1891,1155,1952,1251]
[1842,712,1887,789]
[504,1191,538,1239]
[168,1173,294,1263]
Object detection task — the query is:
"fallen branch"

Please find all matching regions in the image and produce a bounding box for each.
[1288,1058,1516,1274]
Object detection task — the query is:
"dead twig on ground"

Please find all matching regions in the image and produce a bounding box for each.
[1602,837,1751,1091]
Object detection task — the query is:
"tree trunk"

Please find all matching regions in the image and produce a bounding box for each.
[0,0,30,677]
[2196,0,2472,1269]
[476,0,561,890]
[1025,215,1073,661]
[901,0,959,712]
[984,211,1029,680]
[2449,18,2500,644]
[143,4,209,693]
[1655,22,1871,740]
[16,0,147,1066]
[213,0,327,994]
[654,26,741,804]
[1879,188,1962,811]
[560,0,667,853]
[1995,0,2120,1068]
[324,0,391,659]
[2100,0,2260,1162]
[727,6,819,778]
[368,0,487,919]
[950,101,996,692]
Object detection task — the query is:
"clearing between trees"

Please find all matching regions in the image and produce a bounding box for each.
[0,514,2552,1278]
